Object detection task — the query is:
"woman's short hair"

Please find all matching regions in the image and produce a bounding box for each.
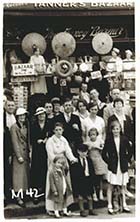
[88,127,99,137]
[54,122,64,129]
[88,102,99,111]
[76,99,88,111]
[113,98,124,107]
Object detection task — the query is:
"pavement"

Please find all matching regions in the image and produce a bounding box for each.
[4,195,135,219]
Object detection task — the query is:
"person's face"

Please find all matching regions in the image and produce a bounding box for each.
[114,101,123,112]
[72,95,79,107]
[81,84,88,92]
[45,103,53,115]
[112,123,121,137]
[78,102,87,113]
[126,53,131,60]
[111,89,120,101]
[64,101,72,113]
[17,114,26,123]
[55,158,63,169]
[89,105,98,116]
[112,51,117,58]
[53,103,61,114]
[90,90,99,100]
[78,150,88,158]
[89,131,97,142]
[34,48,40,56]
[54,126,63,138]
[5,101,15,114]
[37,112,46,121]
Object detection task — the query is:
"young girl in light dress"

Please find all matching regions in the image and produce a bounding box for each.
[86,127,107,201]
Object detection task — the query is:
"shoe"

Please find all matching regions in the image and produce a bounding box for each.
[63,211,72,217]
[123,207,131,213]
[125,190,134,198]
[80,210,88,217]
[17,199,26,208]
[89,209,98,216]
[108,207,114,215]
[93,193,98,202]
[33,197,39,205]
[99,191,104,201]
[55,211,61,218]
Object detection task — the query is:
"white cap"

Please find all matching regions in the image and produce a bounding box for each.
[112,47,120,54]
[34,107,46,116]
[125,49,133,56]
[16,107,28,116]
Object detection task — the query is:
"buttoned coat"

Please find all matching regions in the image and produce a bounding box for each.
[10,122,30,192]
[47,167,73,208]
[102,134,132,174]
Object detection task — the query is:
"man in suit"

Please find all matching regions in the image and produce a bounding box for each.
[55,98,82,156]
[3,99,16,205]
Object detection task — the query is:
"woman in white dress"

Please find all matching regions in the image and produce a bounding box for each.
[102,120,132,214]
[29,46,47,95]
[74,99,89,130]
[45,122,77,214]
[82,102,105,142]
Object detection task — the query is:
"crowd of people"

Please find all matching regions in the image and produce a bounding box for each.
[3,83,135,218]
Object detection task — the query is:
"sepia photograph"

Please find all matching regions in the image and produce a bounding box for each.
[2,0,136,220]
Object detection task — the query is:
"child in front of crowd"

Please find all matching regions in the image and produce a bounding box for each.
[47,155,73,218]
[102,120,132,214]
[86,127,107,201]
[71,144,97,217]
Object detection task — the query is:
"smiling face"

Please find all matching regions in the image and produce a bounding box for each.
[37,112,46,121]
[112,122,121,137]
[78,101,87,113]
[114,101,123,113]
[89,105,98,116]
[5,100,15,114]
[17,114,26,123]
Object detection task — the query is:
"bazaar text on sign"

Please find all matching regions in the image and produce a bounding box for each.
[12,63,35,76]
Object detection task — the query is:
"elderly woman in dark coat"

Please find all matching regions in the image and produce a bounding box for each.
[10,108,30,207]
[30,107,48,204]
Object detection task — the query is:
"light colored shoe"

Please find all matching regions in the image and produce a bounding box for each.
[125,190,134,198]
[54,211,60,218]
[99,190,104,200]
[93,193,98,202]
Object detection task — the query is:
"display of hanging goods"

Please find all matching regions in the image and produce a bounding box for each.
[55,60,73,78]
[79,62,89,72]
[22,32,47,56]
[51,32,76,58]
[92,33,113,55]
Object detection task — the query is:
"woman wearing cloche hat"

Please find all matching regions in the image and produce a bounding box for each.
[123,49,135,71]
[10,107,30,208]
[106,47,123,73]
[30,107,48,204]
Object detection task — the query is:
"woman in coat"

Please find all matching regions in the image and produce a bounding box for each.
[10,108,30,207]
[30,107,48,204]
[45,122,78,213]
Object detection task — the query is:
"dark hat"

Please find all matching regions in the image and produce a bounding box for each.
[77,144,88,152]
[128,93,135,101]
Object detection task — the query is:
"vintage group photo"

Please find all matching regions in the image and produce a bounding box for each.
[3,1,135,219]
